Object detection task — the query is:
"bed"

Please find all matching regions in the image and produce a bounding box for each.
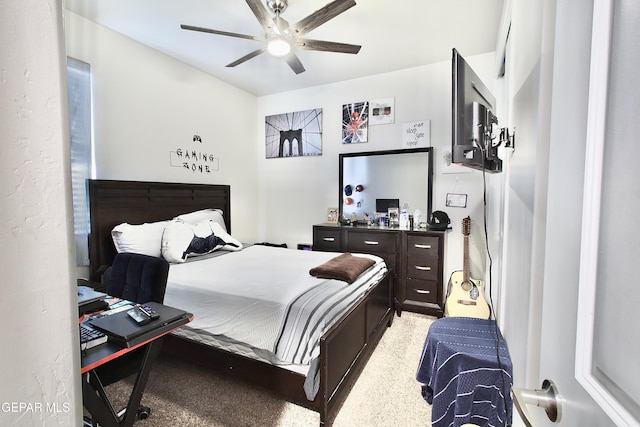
[88,179,394,426]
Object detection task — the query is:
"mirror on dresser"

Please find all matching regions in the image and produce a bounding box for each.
[338,147,433,225]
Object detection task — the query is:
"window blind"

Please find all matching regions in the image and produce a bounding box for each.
[66,57,93,266]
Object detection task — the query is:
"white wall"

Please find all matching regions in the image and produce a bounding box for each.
[256,54,497,282]
[65,10,499,286]
[64,12,260,248]
[0,0,80,424]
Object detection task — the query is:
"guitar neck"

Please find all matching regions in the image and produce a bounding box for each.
[463,234,470,283]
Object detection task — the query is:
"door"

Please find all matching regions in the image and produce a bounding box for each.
[521,0,639,425]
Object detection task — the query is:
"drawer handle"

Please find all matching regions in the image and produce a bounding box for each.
[323,237,335,242]
[415,289,431,294]
[364,241,379,245]
[414,244,432,249]
[415,266,432,271]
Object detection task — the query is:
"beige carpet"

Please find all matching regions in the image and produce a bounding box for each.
[102,312,435,426]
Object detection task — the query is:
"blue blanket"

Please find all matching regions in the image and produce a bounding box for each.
[416,316,513,427]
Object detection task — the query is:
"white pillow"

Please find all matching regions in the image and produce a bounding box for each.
[161,219,242,263]
[175,209,227,232]
[111,221,168,258]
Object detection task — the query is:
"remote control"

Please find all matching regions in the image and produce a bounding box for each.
[127,306,156,325]
[139,305,160,320]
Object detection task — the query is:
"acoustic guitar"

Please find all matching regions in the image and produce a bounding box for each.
[445,216,490,319]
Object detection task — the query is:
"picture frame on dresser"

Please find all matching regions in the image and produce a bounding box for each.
[326,208,338,224]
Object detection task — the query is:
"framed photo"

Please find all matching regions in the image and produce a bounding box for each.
[446,193,468,208]
[342,102,369,144]
[370,97,394,125]
[326,208,339,224]
[387,207,399,219]
[265,108,322,158]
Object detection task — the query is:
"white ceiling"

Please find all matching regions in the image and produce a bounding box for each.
[64,0,504,97]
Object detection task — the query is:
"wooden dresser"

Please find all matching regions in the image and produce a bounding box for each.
[313,224,446,317]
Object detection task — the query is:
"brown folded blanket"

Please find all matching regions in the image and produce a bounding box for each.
[309,253,375,284]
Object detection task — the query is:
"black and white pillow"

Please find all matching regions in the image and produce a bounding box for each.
[174,209,227,232]
[161,219,242,263]
[111,221,169,258]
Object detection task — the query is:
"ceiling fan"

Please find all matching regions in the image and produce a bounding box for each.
[180,0,361,74]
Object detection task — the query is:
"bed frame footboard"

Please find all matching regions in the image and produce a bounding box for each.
[318,269,393,426]
[163,270,393,426]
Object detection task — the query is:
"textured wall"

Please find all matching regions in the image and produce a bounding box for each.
[0,0,81,424]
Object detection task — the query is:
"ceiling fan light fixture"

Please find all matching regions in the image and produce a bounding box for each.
[267,37,291,57]
[181,0,359,73]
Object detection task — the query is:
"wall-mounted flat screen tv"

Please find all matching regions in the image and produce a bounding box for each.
[452,48,502,173]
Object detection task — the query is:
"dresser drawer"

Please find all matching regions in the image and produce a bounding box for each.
[405,279,439,304]
[346,231,397,254]
[406,234,439,257]
[311,224,445,317]
[313,227,342,252]
[406,255,439,281]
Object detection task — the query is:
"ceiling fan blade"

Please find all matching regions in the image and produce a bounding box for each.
[296,38,361,54]
[181,24,264,41]
[226,48,266,67]
[245,0,275,34]
[284,53,305,74]
[293,0,356,36]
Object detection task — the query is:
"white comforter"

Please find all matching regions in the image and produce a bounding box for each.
[163,245,387,366]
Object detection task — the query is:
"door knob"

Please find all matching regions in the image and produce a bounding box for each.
[512,379,562,426]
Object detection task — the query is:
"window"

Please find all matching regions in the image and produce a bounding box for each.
[66,57,93,266]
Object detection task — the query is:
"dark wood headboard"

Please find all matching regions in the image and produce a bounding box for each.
[88,180,231,281]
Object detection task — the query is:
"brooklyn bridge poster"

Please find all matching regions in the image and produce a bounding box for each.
[265,108,322,158]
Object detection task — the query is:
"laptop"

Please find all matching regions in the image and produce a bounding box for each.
[77,285,107,306]
[89,302,190,347]
[77,286,108,316]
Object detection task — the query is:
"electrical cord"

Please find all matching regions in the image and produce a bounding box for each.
[480,144,511,426]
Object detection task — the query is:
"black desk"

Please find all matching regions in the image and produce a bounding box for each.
[416,316,513,427]
[81,302,192,427]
